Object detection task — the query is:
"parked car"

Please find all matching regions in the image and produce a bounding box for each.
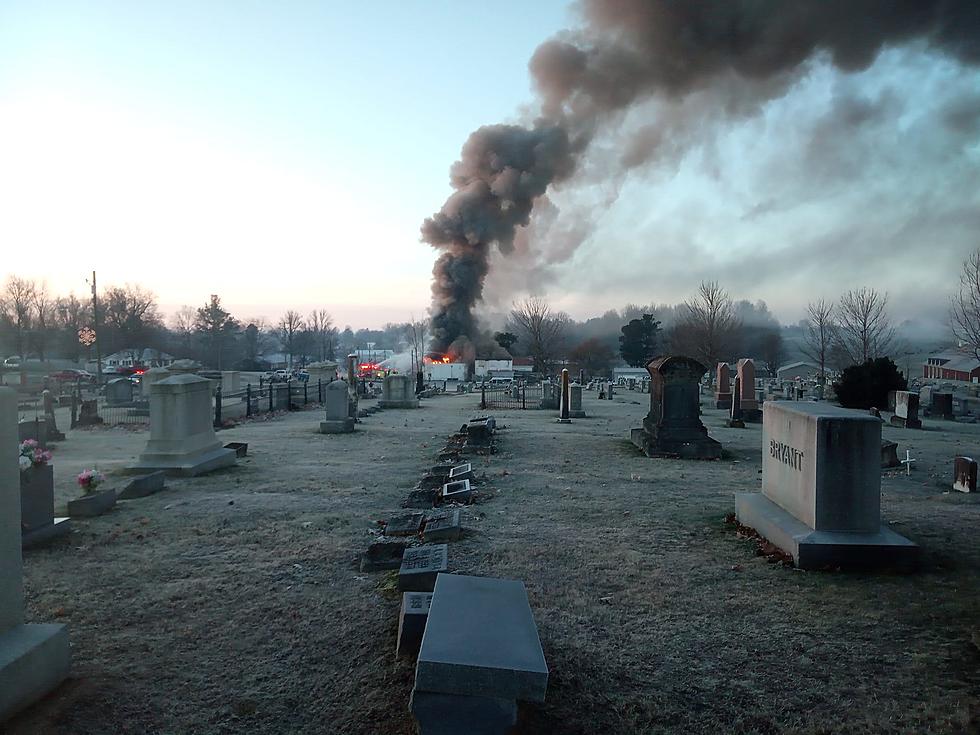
[293,370,310,383]
[50,369,95,382]
[266,369,290,383]
[3,356,22,367]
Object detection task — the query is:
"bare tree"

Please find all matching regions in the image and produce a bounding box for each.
[950,249,980,360]
[0,276,36,357]
[278,310,305,369]
[671,281,739,381]
[55,293,91,361]
[800,299,837,384]
[307,309,335,361]
[408,316,428,376]
[835,288,895,364]
[509,296,569,374]
[102,284,162,350]
[761,330,783,379]
[171,305,197,356]
[30,281,56,361]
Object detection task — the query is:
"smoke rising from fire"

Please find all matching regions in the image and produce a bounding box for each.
[422,0,980,351]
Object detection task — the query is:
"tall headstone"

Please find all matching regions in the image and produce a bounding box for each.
[320,379,355,433]
[890,391,922,429]
[568,383,586,418]
[0,387,70,720]
[737,359,760,421]
[953,456,977,493]
[557,369,572,424]
[41,390,64,442]
[305,362,338,386]
[630,356,722,459]
[130,374,236,476]
[714,363,732,409]
[736,402,918,570]
[105,377,134,405]
[932,392,954,421]
[727,376,745,428]
[379,374,420,409]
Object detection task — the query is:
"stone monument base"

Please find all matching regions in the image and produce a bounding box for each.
[410,690,517,735]
[129,446,236,477]
[715,394,732,409]
[630,427,722,460]
[889,415,922,429]
[742,408,762,423]
[379,399,419,409]
[22,518,71,550]
[319,417,355,434]
[0,623,71,721]
[735,492,919,571]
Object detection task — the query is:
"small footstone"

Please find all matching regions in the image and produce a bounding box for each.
[441,479,472,503]
[423,509,462,543]
[398,544,448,592]
[385,512,425,537]
[397,592,432,657]
[118,471,167,500]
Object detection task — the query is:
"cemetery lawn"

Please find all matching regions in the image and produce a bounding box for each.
[9,393,980,734]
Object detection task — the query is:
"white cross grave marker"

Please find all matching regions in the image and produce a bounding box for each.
[901,450,916,476]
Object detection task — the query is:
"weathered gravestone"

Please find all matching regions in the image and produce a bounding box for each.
[953,456,977,493]
[441,478,473,503]
[105,378,134,406]
[538,381,558,410]
[736,402,919,570]
[557,369,572,424]
[397,591,432,657]
[715,363,732,409]
[423,509,462,543]
[380,374,419,409]
[932,392,954,421]
[630,356,722,459]
[385,512,425,537]
[880,440,900,469]
[737,359,761,421]
[398,544,448,592]
[411,574,548,734]
[568,383,586,418]
[41,391,64,442]
[891,391,922,429]
[130,374,237,476]
[319,379,355,434]
[0,387,70,721]
[727,376,745,428]
[118,470,167,499]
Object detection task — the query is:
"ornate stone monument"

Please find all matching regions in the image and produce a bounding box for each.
[736,402,918,570]
[320,379,355,433]
[379,374,419,409]
[630,356,722,459]
[130,374,237,476]
[0,387,71,720]
[557,369,572,424]
[714,363,732,409]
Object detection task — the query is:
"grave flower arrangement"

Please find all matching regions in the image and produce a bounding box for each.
[18,439,52,473]
[76,469,105,495]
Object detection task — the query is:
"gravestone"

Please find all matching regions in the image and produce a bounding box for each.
[919,386,934,414]
[398,544,448,592]
[727,376,745,428]
[77,399,102,426]
[20,463,70,548]
[397,592,432,657]
[17,419,47,449]
[715,363,732,409]
[118,470,167,499]
[220,371,240,394]
[0,387,71,721]
[379,374,419,409]
[166,359,201,375]
[737,359,760,421]
[130,374,236,476]
[736,401,918,570]
[447,463,472,482]
[880,440,900,469]
[41,391,64,442]
[305,361,338,386]
[319,380,355,434]
[887,390,897,412]
[568,384,586,418]
[105,378,134,406]
[557,369,572,424]
[385,512,424,537]
[932,392,954,421]
[441,478,473,503]
[890,391,922,429]
[412,574,548,734]
[630,356,722,459]
[423,509,462,542]
[953,456,977,493]
[538,381,558,410]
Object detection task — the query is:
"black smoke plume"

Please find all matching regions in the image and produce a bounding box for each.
[422,0,980,352]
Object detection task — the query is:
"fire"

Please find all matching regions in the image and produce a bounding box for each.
[441,356,450,363]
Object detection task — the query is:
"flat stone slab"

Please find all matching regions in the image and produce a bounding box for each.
[0,623,71,721]
[319,418,355,434]
[409,690,517,735]
[397,592,432,657]
[423,509,462,543]
[67,489,117,517]
[398,544,448,592]
[118,470,167,499]
[129,447,236,477]
[736,492,919,571]
[448,463,473,482]
[385,512,425,537]
[415,574,549,702]
[21,518,70,549]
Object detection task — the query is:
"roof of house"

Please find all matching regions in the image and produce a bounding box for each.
[777,361,819,373]
[936,355,980,373]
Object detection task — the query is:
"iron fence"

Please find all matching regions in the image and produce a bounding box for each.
[479,381,544,410]
[213,378,331,426]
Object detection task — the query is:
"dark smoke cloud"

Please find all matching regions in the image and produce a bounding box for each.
[423,0,980,351]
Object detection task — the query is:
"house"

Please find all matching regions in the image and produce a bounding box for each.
[776,361,821,381]
[612,366,650,382]
[101,348,175,374]
[923,350,980,382]
[474,359,513,379]
[512,357,534,374]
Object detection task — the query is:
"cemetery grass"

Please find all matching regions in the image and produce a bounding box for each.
[8,394,980,734]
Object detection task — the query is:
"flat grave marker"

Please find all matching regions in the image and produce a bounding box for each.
[398,544,448,592]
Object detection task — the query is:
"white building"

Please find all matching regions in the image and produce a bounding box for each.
[776,361,821,381]
[474,359,513,378]
[100,348,175,374]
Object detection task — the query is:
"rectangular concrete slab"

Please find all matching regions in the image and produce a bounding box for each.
[736,492,918,571]
[118,470,167,500]
[409,690,517,735]
[416,574,549,702]
[423,510,462,543]
[398,545,448,592]
[0,623,70,721]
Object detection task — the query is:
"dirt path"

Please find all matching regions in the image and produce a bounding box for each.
[8,391,980,734]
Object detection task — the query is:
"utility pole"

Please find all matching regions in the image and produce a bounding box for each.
[91,270,102,387]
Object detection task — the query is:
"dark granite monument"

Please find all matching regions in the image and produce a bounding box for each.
[953,456,977,493]
[630,355,722,459]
